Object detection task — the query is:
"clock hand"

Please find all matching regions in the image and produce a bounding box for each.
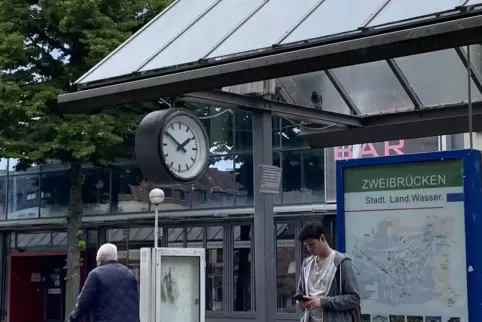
[165,132,186,153]
[176,138,191,153]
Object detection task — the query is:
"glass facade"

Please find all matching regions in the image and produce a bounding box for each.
[1,214,335,320]
[0,108,325,221]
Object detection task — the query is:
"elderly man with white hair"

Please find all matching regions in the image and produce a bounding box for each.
[69,243,139,322]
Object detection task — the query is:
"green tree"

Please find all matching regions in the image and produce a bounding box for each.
[0,0,170,319]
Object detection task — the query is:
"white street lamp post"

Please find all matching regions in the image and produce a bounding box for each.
[149,188,165,248]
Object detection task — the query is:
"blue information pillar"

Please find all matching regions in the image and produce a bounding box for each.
[336,150,482,322]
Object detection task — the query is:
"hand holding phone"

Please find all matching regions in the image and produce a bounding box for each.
[293,293,308,302]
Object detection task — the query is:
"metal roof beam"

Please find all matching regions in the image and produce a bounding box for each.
[455,46,482,95]
[302,100,482,148]
[386,58,423,108]
[324,70,361,115]
[182,89,363,127]
[57,13,482,113]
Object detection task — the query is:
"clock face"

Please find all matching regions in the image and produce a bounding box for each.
[160,113,208,180]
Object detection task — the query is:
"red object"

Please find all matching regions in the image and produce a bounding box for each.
[7,251,87,322]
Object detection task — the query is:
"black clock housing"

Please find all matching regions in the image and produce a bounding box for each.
[135,108,209,185]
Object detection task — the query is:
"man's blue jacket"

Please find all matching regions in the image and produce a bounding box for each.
[69,261,139,322]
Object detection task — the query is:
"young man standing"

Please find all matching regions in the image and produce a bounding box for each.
[297,221,361,322]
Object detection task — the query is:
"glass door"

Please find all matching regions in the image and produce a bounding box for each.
[44,256,65,322]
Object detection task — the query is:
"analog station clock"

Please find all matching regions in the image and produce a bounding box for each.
[135,108,209,184]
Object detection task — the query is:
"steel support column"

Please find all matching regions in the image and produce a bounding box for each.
[252,111,277,322]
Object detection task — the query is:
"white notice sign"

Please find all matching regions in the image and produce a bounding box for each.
[259,164,282,194]
[343,160,467,322]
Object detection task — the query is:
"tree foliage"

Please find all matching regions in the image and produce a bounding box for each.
[0,0,170,319]
[0,0,170,165]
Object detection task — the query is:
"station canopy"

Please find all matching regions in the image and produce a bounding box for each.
[58,0,482,147]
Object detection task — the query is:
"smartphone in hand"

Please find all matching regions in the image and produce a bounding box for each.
[293,293,308,302]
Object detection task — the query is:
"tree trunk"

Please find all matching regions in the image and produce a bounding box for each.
[64,162,83,321]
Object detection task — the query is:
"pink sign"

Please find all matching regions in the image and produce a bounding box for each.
[334,140,406,160]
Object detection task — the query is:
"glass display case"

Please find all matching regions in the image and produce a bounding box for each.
[140,248,205,322]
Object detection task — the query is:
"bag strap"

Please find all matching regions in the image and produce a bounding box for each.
[336,258,362,322]
[339,262,342,294]
[335,258,346,295]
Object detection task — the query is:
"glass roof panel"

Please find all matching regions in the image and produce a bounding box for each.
[277,71,351,114]
[187,227,204,241]
[129,228,142,240]
[333,61,413,114]
[368,0,461,27]
[277,223,295,238]
[107,229,127,242]
[129,227,154,241]
[207,0,319,59]
[17,233,51,248]
[75,0,481,86]
[207,226,223,240]
[168,227,184,242]
[276,223,288,235]
[78,0,218,83]
[281,0,381,45]
[52,232,67,246]
[394,49,482,106]
[140,0,264,71]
